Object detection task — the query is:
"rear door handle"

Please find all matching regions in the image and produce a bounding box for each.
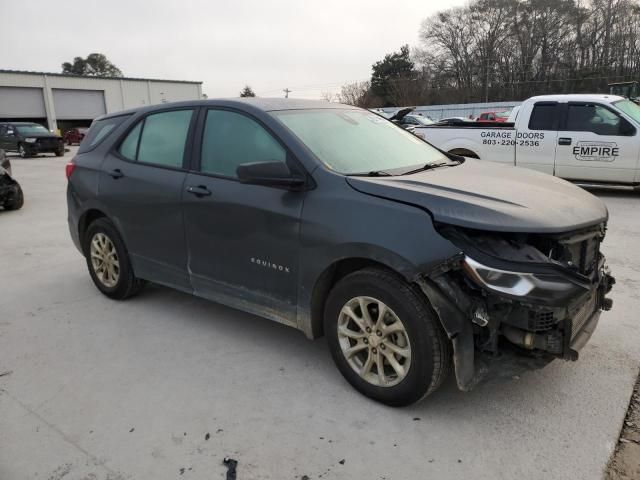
[186,185,212,197]
[109,168,124,179]
[558,137,572,146]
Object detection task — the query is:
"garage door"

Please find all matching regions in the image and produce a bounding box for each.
[52,89,106,120]
[0,87,46,118]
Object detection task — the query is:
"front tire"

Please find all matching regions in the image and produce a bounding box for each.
[55,144,64,157]
[3,184,24,210]
[84,218,145,299]
[324,268,451,406]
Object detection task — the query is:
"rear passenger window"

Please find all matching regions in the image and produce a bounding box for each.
[118,122,142,161]
[118,110,193,168]
[528,103,558,130]
[79,114,132,153]
[200,110,286,178]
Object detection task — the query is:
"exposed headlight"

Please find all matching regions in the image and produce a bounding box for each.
[24,138,37,143]
[462,256,584,304]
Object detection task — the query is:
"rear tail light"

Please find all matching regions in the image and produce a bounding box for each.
[65,158,76,179]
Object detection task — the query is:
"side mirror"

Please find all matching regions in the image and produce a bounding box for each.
[236,161,305,188]
[6,130,14,136]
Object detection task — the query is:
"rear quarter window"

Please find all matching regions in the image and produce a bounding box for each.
[78,115,132,153]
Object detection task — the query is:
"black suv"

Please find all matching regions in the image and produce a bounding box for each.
[66,99,614,406]
[0,122,64,158]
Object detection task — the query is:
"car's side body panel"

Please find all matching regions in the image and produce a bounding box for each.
[295,167,461,338]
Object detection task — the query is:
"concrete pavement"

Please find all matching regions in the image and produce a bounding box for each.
[1,150,639,480]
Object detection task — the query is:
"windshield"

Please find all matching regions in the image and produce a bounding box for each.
[15,124,50,135]
[613,99,640,124]
[272,109,448,174]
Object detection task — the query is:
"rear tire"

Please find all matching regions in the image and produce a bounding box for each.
[3,184,24,210]
[324,267,451,406]
[84,218,145,300]
[55,145,64,157]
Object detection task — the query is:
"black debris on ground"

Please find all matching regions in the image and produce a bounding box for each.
[223,457,238,480]
[300,476,310,480]
[129,428,134,433]
[205,432,210,441]
[338,459,345,465]
[179,467,185,475]
[217,428,224,434]
[413,417,421,421]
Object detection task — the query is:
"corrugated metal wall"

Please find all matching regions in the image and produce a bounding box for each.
[380,101,521,121]
[0,71,203,130]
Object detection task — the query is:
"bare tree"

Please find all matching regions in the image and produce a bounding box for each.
[336,81,375,107]
[320,91,335,102]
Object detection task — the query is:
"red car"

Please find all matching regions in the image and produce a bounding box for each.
[476,110,511,122]
[63,127,88,145]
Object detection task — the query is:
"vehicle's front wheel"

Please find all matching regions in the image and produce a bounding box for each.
[55,145,64,157]
[324,268,451,406]
[3,184,24,210]
[84,218,145,299]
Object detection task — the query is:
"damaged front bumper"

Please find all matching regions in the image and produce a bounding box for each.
[417,224,615,391]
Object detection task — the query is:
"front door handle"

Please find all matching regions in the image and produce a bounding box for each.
[186,185,212,197]
[558,137,572,146]
[109,168,124,179]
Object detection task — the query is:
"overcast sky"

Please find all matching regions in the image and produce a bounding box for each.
[2,0,466,99]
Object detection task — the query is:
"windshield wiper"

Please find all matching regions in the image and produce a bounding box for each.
[399,161,459,176]
[349,170,394,177]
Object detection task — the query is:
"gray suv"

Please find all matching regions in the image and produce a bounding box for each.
[66,99,614,406]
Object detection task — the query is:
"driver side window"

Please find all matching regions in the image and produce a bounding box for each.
[200,109,286,178]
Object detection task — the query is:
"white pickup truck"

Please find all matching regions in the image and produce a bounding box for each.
[414,94,640,185]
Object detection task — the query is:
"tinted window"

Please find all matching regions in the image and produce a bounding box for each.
[0,126,5,136]
[118,122,142,161]
[200,110,286,178]
[566,104,630,136]
[79,115,131,153]
[528,103,558,130]
[137,110,193,168]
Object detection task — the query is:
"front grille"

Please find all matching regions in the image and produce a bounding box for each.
[564,237,600,275]
[36,138,57,148]
[541,228,602,276]
[528,310,556,332]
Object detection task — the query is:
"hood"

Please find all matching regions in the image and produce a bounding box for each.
[389,107,414,121]
[346,159,608,233]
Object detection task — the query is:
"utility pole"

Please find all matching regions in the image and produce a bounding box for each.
[283,88,292,98]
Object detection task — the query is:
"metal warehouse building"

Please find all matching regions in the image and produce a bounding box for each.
[0,69,203,133]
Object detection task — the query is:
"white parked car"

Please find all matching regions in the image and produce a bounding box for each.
[414,94,640,185]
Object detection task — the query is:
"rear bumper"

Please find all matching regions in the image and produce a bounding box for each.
[67,187,83,254]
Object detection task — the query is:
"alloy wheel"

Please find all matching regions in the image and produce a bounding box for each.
[337,296,411,387]
[90,232,120,288]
